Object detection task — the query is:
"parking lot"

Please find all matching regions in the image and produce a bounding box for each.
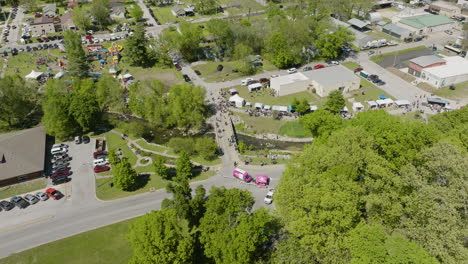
[0,137,98,230]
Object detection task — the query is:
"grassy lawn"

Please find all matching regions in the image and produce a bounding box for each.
[370,46,427,63]
[366,30,401,43]
[193,60,278,83]
[190,155,222,166]
[104,132,138,166]
[96,170,215,200]
[234,112,290,135]
[229,85,321,106]
[399,111,426,123]
[278,121,311,138]
[134,139,167,153]
[386,67,416,82]
[0,179,47,199]
[221,0,264,15]
[342,62,361,71]
[5,51,61,77]
[348,87,395,103]
[435,81,468,100]
[152,6,224,24]
[0,218,135,264]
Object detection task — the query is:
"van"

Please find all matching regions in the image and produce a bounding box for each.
[241,78,253,86]
[233,168,253,182]
[51,147,67,155]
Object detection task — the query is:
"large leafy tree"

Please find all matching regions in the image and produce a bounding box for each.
[128,209,195,264]
[316,26,355,59]
[113,157,138,190]
[124,25,151,67]
[69,79,101,132]
[176,22,202,62]
[129,4,143,21]
[72,7,91,31]
[324,90,345,113]
[193,0,219,15]
[0,75,38,129]
[199,187,274,264]
[95,74,125,112]
[153,156,168,179]
[128,80,167,126]
[175,151,193,179]
[264,32,298,68]
[63,30,89,78]
[91,0,110,28]
[41,80,77,139]
[166,84,206,131]
[195,137,218,161]
[301,109,344,138]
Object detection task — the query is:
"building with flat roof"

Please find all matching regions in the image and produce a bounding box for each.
[0,127,46,187]
[408,55,446,77]
[30,17,58,36]
[397,14,454,34]
[270,65,360,97]
[382,23,411,39]
[421,56,468,87]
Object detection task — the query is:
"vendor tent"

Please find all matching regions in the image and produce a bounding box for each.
[379,94,388,99]
[54,71,64,79]
[122,73,133,79]
[229,94,245,108]
[310,105,318,111]
[248,83,262,92]
[229,88,238,95]
[245,102,252,107]
[367,100,378,108]
[272,105,288,112]
[25,70,44,79]
[383,98,394,106]
[254,103,264,109]
[376,99,387,107]
[395,100,411,107]
[341,106,349,113]
[352,102,364,111]
[427,97,449,106]
[264,105,271,110]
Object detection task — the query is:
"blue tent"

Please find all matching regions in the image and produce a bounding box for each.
[379,94,387,99]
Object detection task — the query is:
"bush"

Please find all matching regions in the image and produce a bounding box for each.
[195,137,218,161]
[167,137,195,155]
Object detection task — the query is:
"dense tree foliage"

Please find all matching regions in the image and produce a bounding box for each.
[324,90,346,113]
[129,4,143,21]
[129,81,207,131]
[153,156,169,179]
[113,157,138,190]
[168,137,218,160]
[91,0,110,28]
[63,31,89,78]
[301,109,344,138]
[124,25,151,67]
[72,7,91,31]
[0,75,38,129]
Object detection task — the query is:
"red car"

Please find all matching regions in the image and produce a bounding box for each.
[45,188,63,200]
[93,151,107,159]
[174,63,182,71]
[51,170,70,179]
[94,165,110,173]
[314,64,325,69]
[354,67,363,73]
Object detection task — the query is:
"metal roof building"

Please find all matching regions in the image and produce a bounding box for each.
[348,18,370,30]
[421,56,468,87]
[382,23,411,39]
[397,14,454,34]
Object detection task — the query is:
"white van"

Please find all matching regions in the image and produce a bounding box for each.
[241,78,253,86]
[93,158,109,167]
[51,147,68,155]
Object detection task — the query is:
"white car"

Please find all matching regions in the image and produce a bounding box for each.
[51,147,68,155]
[286,68,297,74]
[241,78,254,86]
[93,158,109,167]
[329,61,339,65]
[264,189,274,204]
[52,143,69,149]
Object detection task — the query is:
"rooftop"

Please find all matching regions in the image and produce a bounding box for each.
[0,126,46,181]
[347,18,370,29]
[270,72,309,86]
[423,56,468,78]
[383,23,410,35]
[302,65,360,86]
[430,1,460,11]
[31,16,56,25]
[410,55,446,67]
[399,14,454,29]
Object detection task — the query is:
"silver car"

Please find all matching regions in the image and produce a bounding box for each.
[24,194,39,204]
[35,192,49,201]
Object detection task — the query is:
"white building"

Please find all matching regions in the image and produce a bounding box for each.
[270,65,360,97]
[421,56,468,87]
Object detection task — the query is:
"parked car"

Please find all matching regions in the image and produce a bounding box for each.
[24,194,39,204]
[45,188,63,200]
[93,151,107,159]
[51,155,70,163]
[182,74,191,82]
[369,74,379,81]
[0,200,15,211]
[302,66,313,71]
[264,189,275,204]
[194,70,201,75]
[35,192,49,201]
[368,50,375,55]
[241,78,254,85]
[52,143,68,149]
[52,162,69,170]
[376,80,386,86]
[52,176,70,185]
[174,63,182,71]
[328,61,339,65]
[10,196,29,209]
[287,68,297,74]
[82,135,90,144]
[51,147,67,155]
[259,77,270,83]
[314,64,325,69]
[270,74,279,78]
[51,167,70,175]
[74,136,82,144]
[354,67,363,73]
[93,158,109,167]
[94,165,110,173]
[51,169,70,179]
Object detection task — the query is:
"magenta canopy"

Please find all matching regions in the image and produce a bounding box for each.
[255,175,269,186]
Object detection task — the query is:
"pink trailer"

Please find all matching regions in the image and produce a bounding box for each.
[255,175,269,186]
[233,168,253,182]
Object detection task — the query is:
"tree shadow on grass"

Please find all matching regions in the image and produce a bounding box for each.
[126,173,150,191]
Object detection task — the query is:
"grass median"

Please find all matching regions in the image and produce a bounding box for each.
[0,179,47,200]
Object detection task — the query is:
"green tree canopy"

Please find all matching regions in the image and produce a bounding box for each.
[72,7,91,31]
[113,157,138,190]
[124,25,150,67]
[175,151,193,179]
[324,90,345,113]
[129,4,143,21]
[301,109,344,138]
[95,74,125,112]
[69,79,101,132]
[264,32,298,68]
[166,83,207,131]
[91,0,110,28]
[153,156,168,179]
[195,137,218,161]
[63,30,89,78]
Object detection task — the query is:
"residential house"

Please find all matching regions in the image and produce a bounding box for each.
[61,11,76,30]
[43,3,57,18]
[110,0,126,19]
[171,5,194,17]
[0,127,46,187]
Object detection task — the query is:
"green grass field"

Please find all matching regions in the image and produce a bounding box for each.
[230,85,321,106]
[278,121,311,138]
[435,81,468,100]
[0,218,135,264]
[134,139,167,153]
[0,179,47,200]
[234,112,289,135]
[104,132,138,166]
[193,60,278,83]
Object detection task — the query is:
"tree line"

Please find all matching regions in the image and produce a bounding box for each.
[127,103,467,263]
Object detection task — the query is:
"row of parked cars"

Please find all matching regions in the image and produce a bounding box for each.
[354,68,386,86]
[50,143,73,185]
[93,151,110,173]
[0,188,63,211]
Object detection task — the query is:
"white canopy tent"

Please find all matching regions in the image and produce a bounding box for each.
[245,102,252,107]
[367,101,378,108]
[264,105,271,110]
[395,100,411,107]
[54,71,64,79]
[341,106,349,113]
[272,105,288,112]
[376,99,387,107]
[122,73,133,79]
[310,105,318,111]
[229,94,245,108]
[25,70,44,80]
[352,102,364,111]
[254,103,264,109]
[248,83,262,92]
[383,98,394,106]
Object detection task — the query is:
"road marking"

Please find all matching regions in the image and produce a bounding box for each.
[0,215,54,233]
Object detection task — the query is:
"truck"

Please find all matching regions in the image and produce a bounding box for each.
[360,71,370,78]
